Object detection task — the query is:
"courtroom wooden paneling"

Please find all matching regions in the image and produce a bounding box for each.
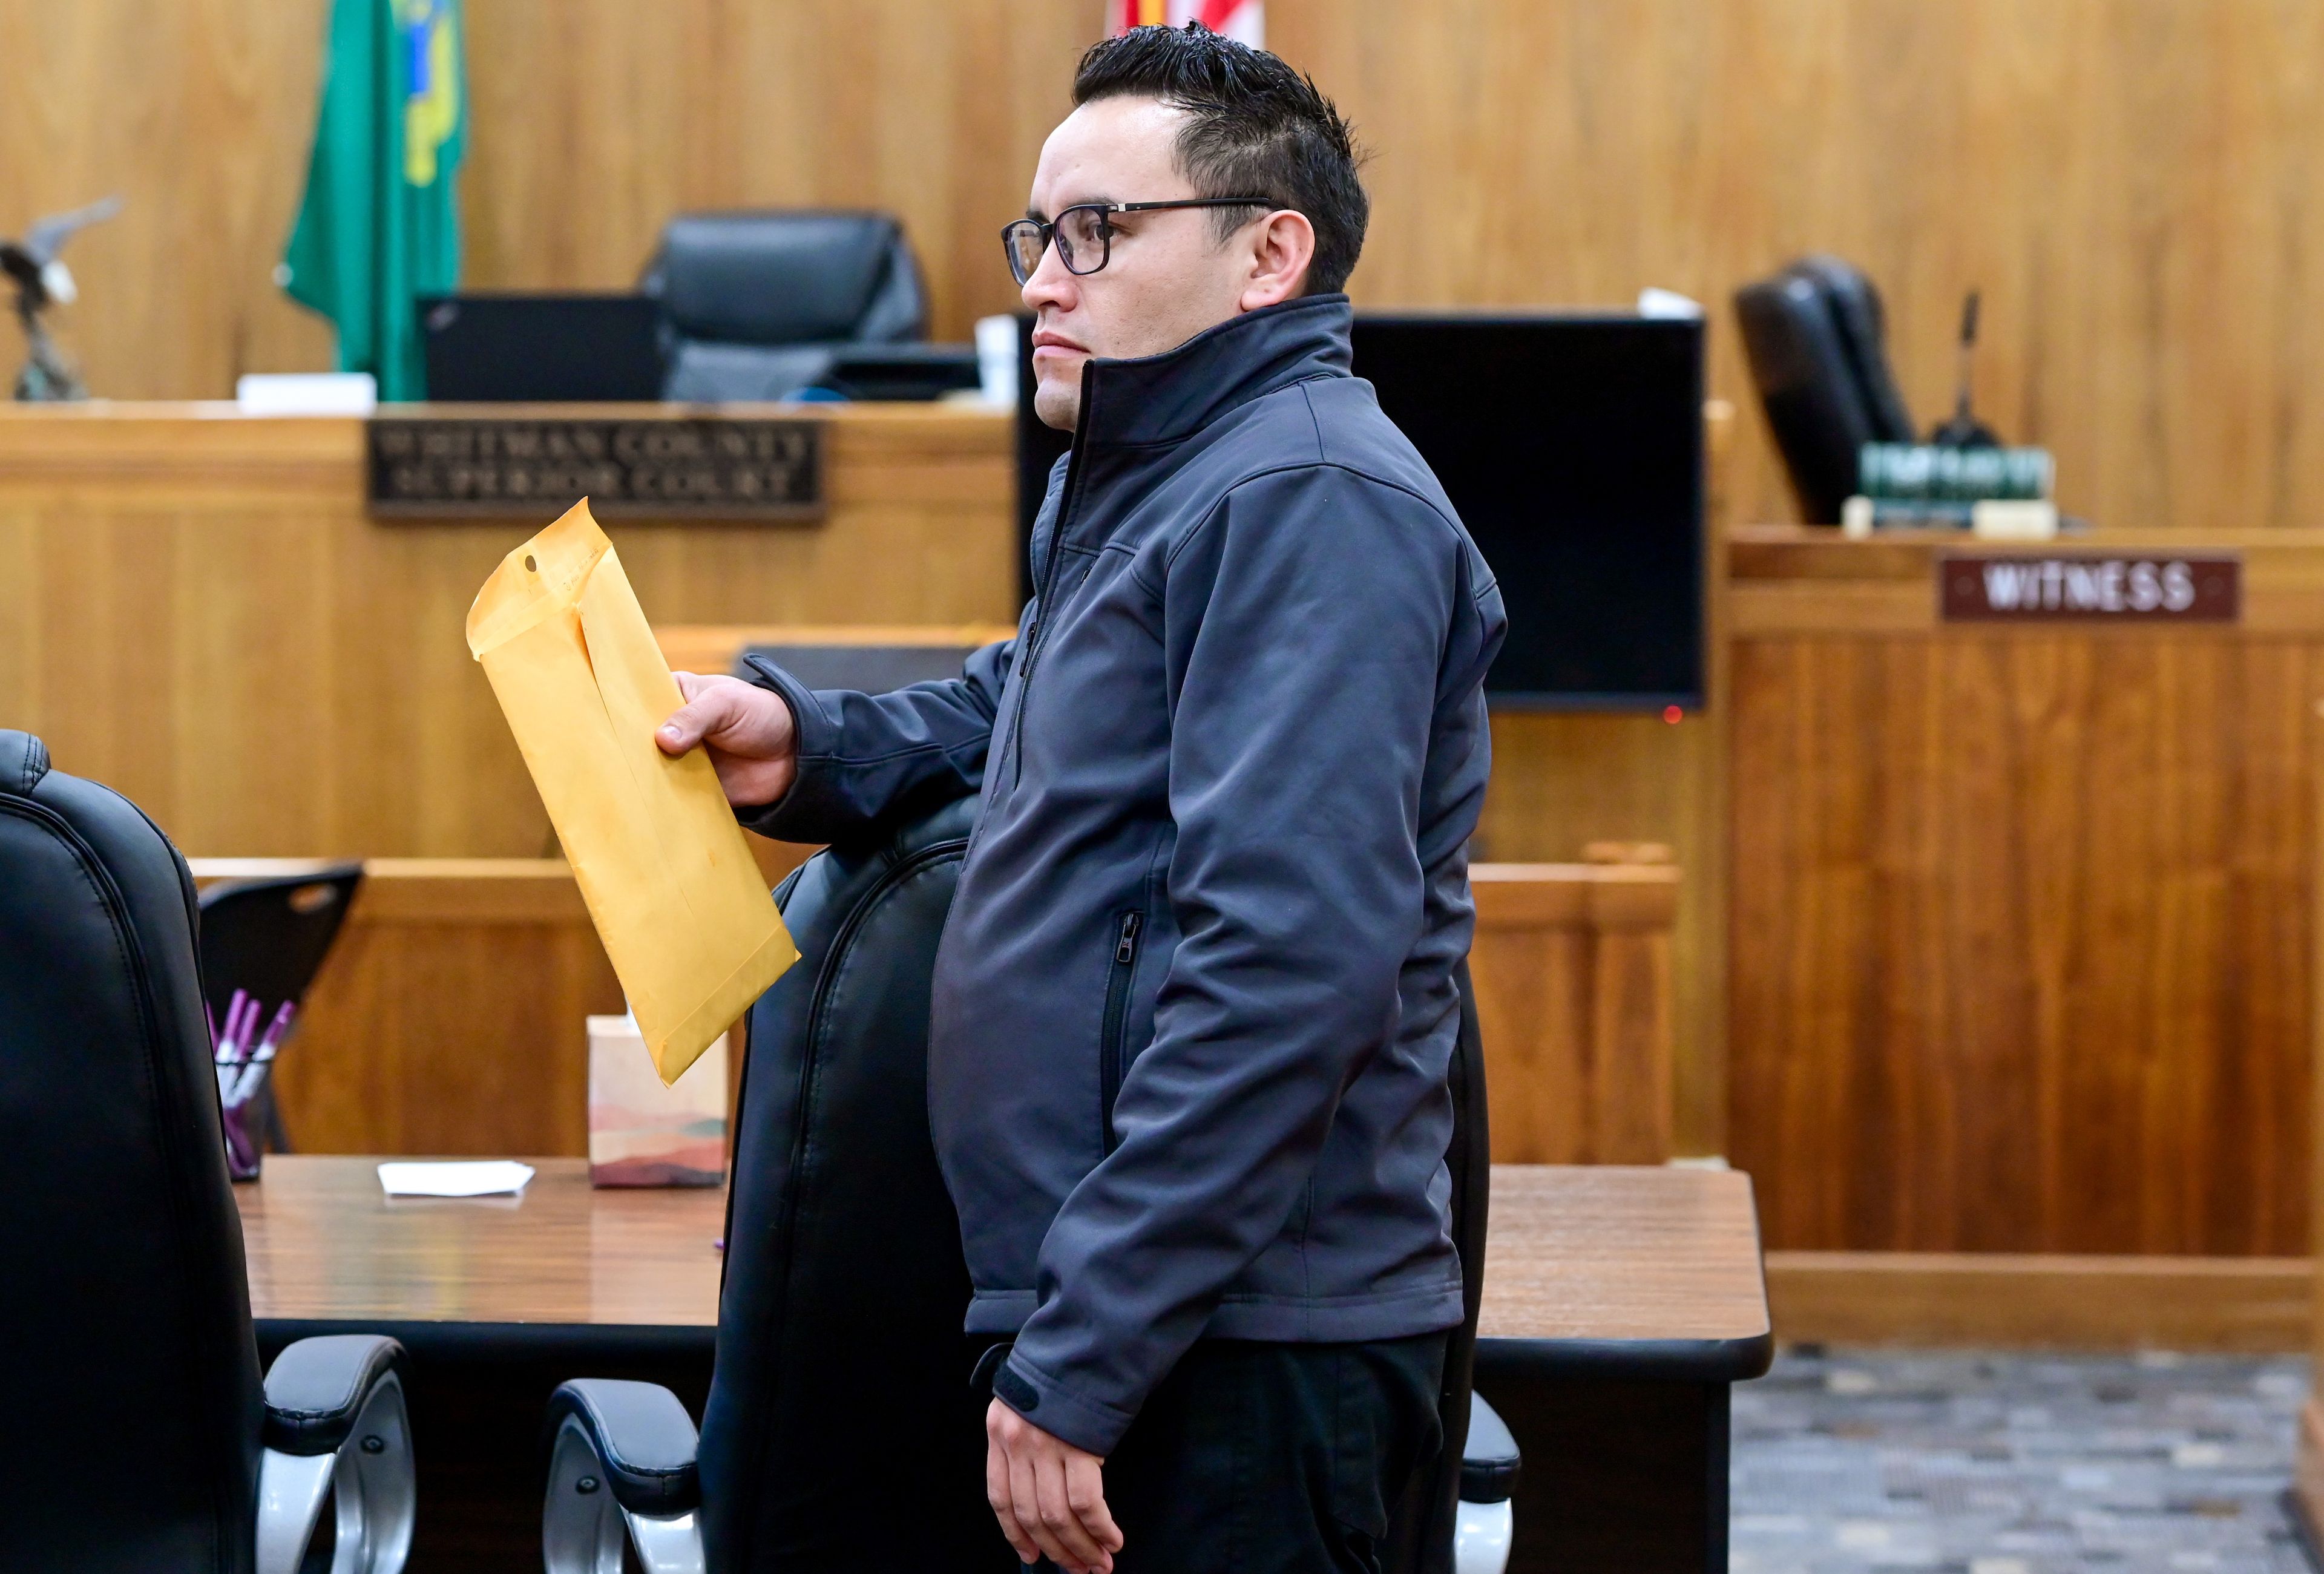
[1728,525,2324,637]
[33,0,2314,1176]
[0,0,341,394]
[198,858,1668,1159]
[1728,533,2321,1256]
[0,405,1015,858]
[28,0,2323,1247]
[456,0,1092,351]
[0,0,1093,396]
[1278,0,2324,538]
[1471,863,1678,1164]
[1767,1251,2311,1353]
[13,1,2324,548]
[1482,710,1722,1155]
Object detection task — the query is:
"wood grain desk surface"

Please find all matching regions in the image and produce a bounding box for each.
[242,1157,727,1328]
[241,1158,1768,1348]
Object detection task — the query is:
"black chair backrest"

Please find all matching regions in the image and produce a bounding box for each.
[0,732,263,1570]
[698,795,996,1572]
[640,210,927,402]
[732,643,984,695]
[195,864,364,1031]
[698,794,1490,1574]
[1733,254,1918,523]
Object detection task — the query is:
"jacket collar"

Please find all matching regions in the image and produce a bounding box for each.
[1074,293,1353,450]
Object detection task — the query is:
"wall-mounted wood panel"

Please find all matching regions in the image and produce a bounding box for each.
[197,858,1665,1160]
[12,0,2323,545]
[1278,0,2324,536]
[1767,1251,2312,1353]
[1471,863,1679,1164]
[0,0,1095,398]
[25,0,2316,1213]
[1729,621,2317,1255]
[0,405,1017,859]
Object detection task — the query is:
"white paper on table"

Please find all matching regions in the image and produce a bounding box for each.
[376,1161,537,1198]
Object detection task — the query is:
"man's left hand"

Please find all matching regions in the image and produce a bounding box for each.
[985,1399,1123,1573]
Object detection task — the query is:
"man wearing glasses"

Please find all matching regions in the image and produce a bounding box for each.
[658,22,1504,1574]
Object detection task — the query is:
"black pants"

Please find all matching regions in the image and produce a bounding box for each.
[978,1332,1449,1574]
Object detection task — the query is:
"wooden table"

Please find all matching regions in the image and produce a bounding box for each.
[241,1158,1768,1573]
[242,1154,726,1330]
[1476,1166,1770,1574]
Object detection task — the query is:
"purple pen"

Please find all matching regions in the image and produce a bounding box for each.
[252,1000,295,1062]
[215,989,248,1064]
[226,1003,255,1096]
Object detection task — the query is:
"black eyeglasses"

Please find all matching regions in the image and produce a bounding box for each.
[1002,198,1275,285]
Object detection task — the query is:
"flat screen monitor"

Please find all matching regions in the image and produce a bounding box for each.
[418,293,665,402]
[1014,312,1705,710]
[1353,313,1704,709]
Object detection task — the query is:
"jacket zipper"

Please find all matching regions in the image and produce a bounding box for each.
[1098,910,1143,1154]
[1007,368,1099,785]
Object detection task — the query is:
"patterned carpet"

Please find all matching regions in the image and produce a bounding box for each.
[1728,1348,2316,1573]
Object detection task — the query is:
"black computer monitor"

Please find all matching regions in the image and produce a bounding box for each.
[1354,313,1704,709]
[1014,312,1705,711]
[418,293,665,402]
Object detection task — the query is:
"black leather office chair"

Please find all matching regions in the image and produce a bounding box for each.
[733,640,986,696]
[1733,254,1919,523]
[0,732,415,1573]
[540,795,1518,1574]
[198,862,365,1155]
[640,211,926,402]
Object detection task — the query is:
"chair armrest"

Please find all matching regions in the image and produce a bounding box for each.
[256,1336,414,1574]
[263,1334,408,1457]
[1460,1393,1520,1505]
[545,1379,700,1517]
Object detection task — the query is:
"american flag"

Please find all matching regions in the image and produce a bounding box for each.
[1111,0,1264,48]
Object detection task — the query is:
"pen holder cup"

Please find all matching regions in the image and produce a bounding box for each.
[217,1061,272,1182]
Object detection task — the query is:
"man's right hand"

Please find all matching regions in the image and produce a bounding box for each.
[656,672,799,807]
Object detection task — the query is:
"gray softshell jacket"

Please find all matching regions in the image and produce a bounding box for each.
[743,293,1507,1455]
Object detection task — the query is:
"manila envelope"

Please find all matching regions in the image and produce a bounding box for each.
[465,499,796,1083]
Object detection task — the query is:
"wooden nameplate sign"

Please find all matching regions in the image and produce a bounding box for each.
[1937,551,2240,623]
[367,414,822,520]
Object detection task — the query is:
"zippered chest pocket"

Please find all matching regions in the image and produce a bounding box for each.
[1098,910,1143,1154]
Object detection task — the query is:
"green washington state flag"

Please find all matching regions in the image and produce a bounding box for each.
[280,0,467,401]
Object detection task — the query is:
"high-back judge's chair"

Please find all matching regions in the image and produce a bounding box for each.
[540,795,1519,1574]
[640,210,927,402]
[0,731,416,1574]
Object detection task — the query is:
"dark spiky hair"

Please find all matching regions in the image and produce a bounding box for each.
[1073,22,1370,295]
